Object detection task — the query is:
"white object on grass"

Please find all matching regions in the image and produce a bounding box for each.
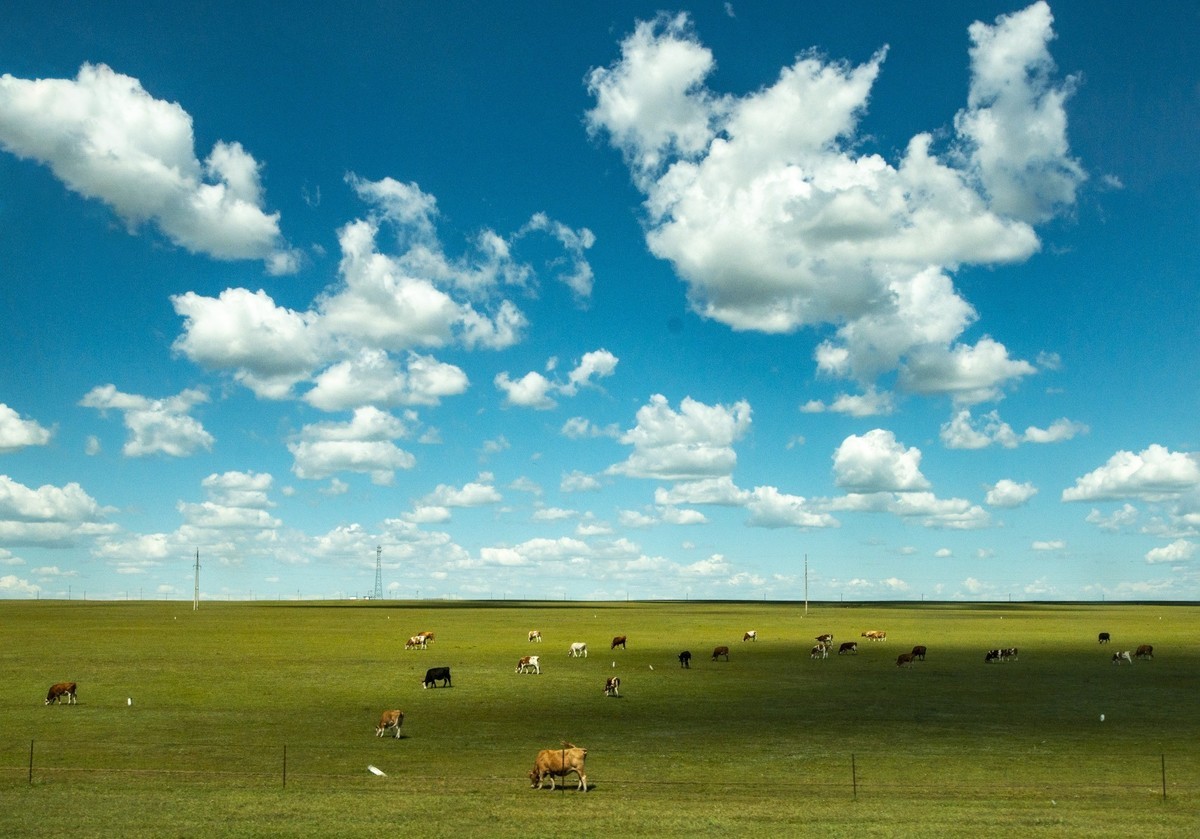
[368,765,387,776]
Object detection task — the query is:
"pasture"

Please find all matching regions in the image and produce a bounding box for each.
[2,599,1198,837]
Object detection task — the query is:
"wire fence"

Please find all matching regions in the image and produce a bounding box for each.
[2,739,1194,803]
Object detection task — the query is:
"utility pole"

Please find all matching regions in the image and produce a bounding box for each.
[373,546,383,600]
[804,553,809,616]
[193,549,200,611]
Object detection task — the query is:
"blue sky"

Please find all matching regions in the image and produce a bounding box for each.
[1,1,1197,602]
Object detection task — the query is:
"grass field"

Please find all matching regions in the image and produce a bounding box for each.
[2,599,1198,837]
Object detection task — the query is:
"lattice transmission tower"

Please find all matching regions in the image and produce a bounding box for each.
[373,545,383,600]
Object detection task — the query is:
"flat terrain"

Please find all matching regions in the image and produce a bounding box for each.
[2,600,1197,837]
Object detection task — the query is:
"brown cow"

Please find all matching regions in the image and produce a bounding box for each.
[516,655,541,674]
[529,743,588,791]
[815,633,833,645]
[896,653,916,667]
[1134,644,1154,660]
[375,709,404,738]
[911,645,927,661]
[862,630,887,641]
[611,635,627,650]
[712,645,730,661]
[45,682,77,705]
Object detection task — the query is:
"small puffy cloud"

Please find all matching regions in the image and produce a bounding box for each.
[610,394,751,481]
[943,409,1087,448]
[986,479,1038,507]
[423,473,502,508]
[562,471,602,493]
[832,429,930,493]
[497,349,619,409]
[0,573,39,595]
[1145,539,1195,565]
[1085,503,1139,532]
[0,63,295,269]
[900,338,1035,405]
[745,486,838,529]
[289,407,414,484]
[0,404,52,452]
[79,385,213,457]
[518,213,597,299]
[1023,417,1088,444]
[1062,445,1200,502]
[801,388,894,417]
[305,350,468,411]
[561,417,621,439]
[0,475,109,546]
[655,476,748,507]
[1032,540,1065,551]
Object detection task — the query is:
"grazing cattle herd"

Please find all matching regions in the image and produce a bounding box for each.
[39,618,1161,793]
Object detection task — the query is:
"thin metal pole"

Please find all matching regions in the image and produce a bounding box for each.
[851,753,857,800]
[283,744,287,788]
[28,739,33,785]
[804,554,808,616]
[1161,753,1167,801]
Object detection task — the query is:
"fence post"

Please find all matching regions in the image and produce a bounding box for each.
[851,753,858,800]
[28,739,34,786]
[1161,754,1166,802]
[283,744,287,788]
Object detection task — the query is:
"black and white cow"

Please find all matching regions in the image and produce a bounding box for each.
[678,650,692,668]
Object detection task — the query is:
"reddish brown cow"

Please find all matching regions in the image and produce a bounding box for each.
[611,635,627,650]
[1135,644,1154,660]
[911,645,927,661]
[529,743,588,791]
[375,709,404,738]
[712,645,730,661]
[45,682,77,705]
[896,653,916,667]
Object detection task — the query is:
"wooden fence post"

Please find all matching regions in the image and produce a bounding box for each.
[28,739,34,786]
[851,753,858,800]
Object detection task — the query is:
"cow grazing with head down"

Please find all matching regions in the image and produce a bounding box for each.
[422,667,452,688]
[611,635,627,650]
[896,653,916,667]
[45,682,77,705]
[375,709,404,738]
[838,642,858,655]
[568,642,588,658]
[862,630,887,642]
[1135,644,1154,660]
[529,743,588,791]
[604,676,620,696]
[1112,650,1133,665]
[678,650,691,668]
[712,645,730,661]
[811,643,829,660]
[911,645,927,661]
[405,635,427,650]
[743,630,757,642]
[1098,632,1111,644]
[815,633,833,646]
[516,655,540,674]
[528,630,542,642]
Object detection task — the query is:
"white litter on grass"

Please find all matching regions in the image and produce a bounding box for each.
[127,697,132,706]
[368,765,387,777]
[1100,714,1105,722]
[649,665,653,670]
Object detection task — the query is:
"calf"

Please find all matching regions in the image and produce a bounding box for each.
[568,642,588,658]
[896,652,916,667]
[528,630,542,642]
[1098,632,1111,644]
[516,655,540,675]
[810,643,828,660]
[422,666,452,688]
[45,682,77,705]
[712,645,730,661]
[838,642,858,655]
[1112,650,1133,665]
[743,630,757,642]
[911,645,927,661]
[678,650,691,668]
[375,709,404,738]
[604,676,620,696]
[1134,644,1154,660]
[529,743,588,792]
[611,635,627,650]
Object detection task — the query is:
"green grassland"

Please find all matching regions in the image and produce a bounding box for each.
[2,599,1198,837]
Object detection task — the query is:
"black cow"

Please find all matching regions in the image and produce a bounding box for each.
[911,645,927,661]
[678,650,691,668]
[1098,632,1111,644]
[422,666,452,688]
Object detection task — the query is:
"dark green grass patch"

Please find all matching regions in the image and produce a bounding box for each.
[1,600,1197,836]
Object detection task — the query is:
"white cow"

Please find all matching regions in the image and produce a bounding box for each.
[743,630,757,642]
[528,630,542,642]
[568,642,588,658]
[517,655,541,674]
[1112,650,1133,665]
[405,635,427,650]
